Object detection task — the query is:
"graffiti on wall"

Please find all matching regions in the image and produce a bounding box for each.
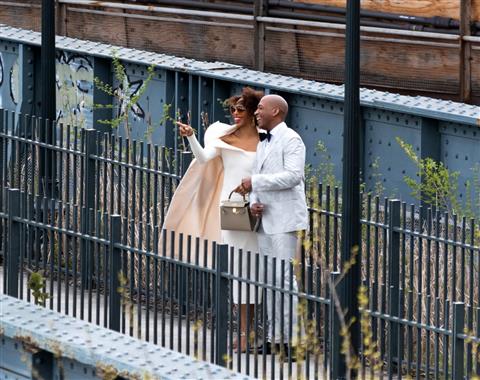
[0,52,19,109]
[106,60,154,140]
[0,53,3,109]
[10,59,18,105]
[56,51,94,128]
[114,76,146,121]
[56,51,149,133]
[0,49,156,141]
[0,53,3,87]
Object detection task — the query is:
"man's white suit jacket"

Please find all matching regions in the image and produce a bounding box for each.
[250,122,309,234]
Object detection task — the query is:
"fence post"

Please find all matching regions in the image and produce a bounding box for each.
[452,302,465,380]
[7,189,21,298]
[180,151,192,177]
[81,129,97,289]
[387,199,401,372]
[330,271,343,379]
[215,243,229,367]
[109,215,122,332]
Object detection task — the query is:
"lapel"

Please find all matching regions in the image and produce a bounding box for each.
[257,123,288,171]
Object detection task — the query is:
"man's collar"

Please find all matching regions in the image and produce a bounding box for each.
[269,122,286,136]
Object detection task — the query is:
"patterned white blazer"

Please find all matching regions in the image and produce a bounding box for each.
[250,122,308,234]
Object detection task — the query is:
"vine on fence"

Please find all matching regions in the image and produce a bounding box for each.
[93,51,156,141]
[397,137,461,216]
[26,269,49,306]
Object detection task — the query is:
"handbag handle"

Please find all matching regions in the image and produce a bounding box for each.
[229,190,246,201]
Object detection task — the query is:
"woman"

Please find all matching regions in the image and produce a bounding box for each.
[164,87,263,352]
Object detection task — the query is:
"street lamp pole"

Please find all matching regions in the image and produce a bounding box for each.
[40,0,56,198]
[340,0,361,376]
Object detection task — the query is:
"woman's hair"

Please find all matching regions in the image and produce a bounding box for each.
[227,87,264,116]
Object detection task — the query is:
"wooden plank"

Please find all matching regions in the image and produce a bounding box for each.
[0,1,477,103]
[295,0,480,20]
[460,0,472,102]
[0,6,41,32]
[265,27,460,93]
[66,9,254,67]
[470,49,480,98]
[474,0,480,20]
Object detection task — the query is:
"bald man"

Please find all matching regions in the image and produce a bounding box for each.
[236,94,308,360]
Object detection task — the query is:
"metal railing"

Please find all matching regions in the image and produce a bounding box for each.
[1,108,480,379]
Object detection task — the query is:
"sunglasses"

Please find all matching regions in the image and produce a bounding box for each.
[230,105,246,114]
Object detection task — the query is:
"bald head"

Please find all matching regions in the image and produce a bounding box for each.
[254,94,289,131]
[263,95,288,120]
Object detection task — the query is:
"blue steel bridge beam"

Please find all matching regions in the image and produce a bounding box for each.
[93,56,113,135]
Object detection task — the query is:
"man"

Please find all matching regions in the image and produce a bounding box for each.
[237,94,308,359]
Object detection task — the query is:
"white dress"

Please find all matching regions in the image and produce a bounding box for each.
[187,127,259,304]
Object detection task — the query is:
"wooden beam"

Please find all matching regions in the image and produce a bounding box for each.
[56,0,67,36]
[295,0,464,19]
[254,0,267,71]
[460,0,472,102]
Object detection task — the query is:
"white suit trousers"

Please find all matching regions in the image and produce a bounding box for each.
[257,228,299,344]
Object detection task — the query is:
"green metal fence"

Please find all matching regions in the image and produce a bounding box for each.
[1,108,479,379]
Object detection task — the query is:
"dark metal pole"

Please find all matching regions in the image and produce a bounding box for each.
[340,0,361,377]
[40,0,56,198]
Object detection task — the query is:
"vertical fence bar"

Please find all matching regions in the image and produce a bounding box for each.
[467,219,475,374]
[245,251,252,375]
[271,256,277,378]
[452,302,465,380]
[82,129,97,289]
[215,243,228,367]
[109,214,122,332]
[253,252,260,378]
[181,151,192,177]
[185,235,192,354]
[236,250,243,373]
[103,212,108,328]
[7,189,21,298]
[48,197,54,310]
[178,233,184,351]
[210,242,216,363]
[476,307,480,375]
[330,271,342,380]
[388,200,400,377]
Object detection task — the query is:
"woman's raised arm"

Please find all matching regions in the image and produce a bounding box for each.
[176,121,219,163]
